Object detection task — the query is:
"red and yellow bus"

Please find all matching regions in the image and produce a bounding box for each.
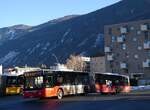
[23,70,90,99]
[0,75,24,96]
[95,73,130,94]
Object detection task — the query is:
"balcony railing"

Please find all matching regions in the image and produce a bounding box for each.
[143,59,150,68]
[120,63,127,69]
[117,35,125,43]
[144,41,150,49]
[107,54,114,61]
[120,27,128,34]
[105,47,111,53]
[141,24,148,31]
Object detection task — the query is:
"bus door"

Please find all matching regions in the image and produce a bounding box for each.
[57,73,76,95]
[64,74,73,95]
[75,74,89,94]
[0,76,4,96]
[74,75,84,94]
[55,73,72,95]
[43,75,56,97]
[6,76,20,95]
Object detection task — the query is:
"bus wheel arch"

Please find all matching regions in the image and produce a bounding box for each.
[57,88,64,100]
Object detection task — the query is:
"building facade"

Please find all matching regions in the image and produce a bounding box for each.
[81,57,91,72]
[104,19,150,80]
[3,66,41,76]
[90,56,106,74]
[0,65,2,75]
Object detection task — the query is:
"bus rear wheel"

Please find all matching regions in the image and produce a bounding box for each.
[57,89,63,100]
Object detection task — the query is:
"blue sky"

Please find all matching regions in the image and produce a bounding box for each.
[0,0,121,28]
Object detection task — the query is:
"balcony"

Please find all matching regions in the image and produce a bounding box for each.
[143,59,150,68]
[117,35,125,43]
[105,47,111,53]
[141,24,148,31]
[107,54,114,61]
[143,41,150,50]
[120,27,128,34]
[120,63,127,69]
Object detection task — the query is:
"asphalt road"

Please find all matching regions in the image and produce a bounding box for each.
[0,93,150,110]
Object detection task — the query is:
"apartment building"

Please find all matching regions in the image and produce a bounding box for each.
[90,56,106,74]
[104,19,150,80]
[0,65,2,75]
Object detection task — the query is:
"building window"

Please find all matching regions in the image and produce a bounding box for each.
[111,36,116,42]
[110,62,113,68]
[137,63,141,70]
[121,44,126,50]
[120,26,128,34]
[148,50,150,57]
[116,61,119,66]
[144,31,149,40]
[125,52,129,58]
[123,69,129,73]
[133,37,137,42]
[108,28,112,35]
[116,53,120,57]
[134,54,139,59]
[138,46,142,50]
[130,26,134,30]
[137,31,141,35]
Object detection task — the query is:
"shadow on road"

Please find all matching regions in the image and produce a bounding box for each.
[0,94,150,110]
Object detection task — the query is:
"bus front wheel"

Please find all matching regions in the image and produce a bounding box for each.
[57,89,63,100]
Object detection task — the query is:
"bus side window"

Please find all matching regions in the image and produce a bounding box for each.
[45,76,53,87]
[65,75,71,85]
[18,76,24,85]
[82,76,89,85]
[56,76,63,85]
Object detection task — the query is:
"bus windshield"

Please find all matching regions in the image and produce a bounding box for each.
[24,75,53,89]
[44,75,53,88]
[25,76,43,89]
[6,76,18,86]
[95,74,129,86]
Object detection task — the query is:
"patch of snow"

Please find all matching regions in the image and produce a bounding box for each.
[0,51,19,64]
[40,51,44,56]
[0,34,2,40]
[49,42,60,52]
[80,51,87,56]
[28,29,35,32]
[130,9,135,14]
[42,42,50,50]
[27,43,41,54]
[77,38,88,47]
[94,34,104,47]
[131,85,150,91]
[35,43,41,48]
[28,48,36,55]
[27,48,31,53]
[7,29,16,40]
[12,57,18,63]
[49,45,57,52]
[27,47,36,55]
[61,29,71,43]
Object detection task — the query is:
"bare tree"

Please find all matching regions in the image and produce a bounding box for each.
[65,55,87,71]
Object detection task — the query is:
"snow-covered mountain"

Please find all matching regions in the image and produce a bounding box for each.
[0,24,31,45]
[1,0,150,67]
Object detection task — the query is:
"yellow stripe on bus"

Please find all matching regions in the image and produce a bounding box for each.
[6,87,21,95]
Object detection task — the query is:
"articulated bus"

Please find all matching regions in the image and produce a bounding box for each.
[95,73,130,94]
[0,75,24,96]
[23,70,90,99]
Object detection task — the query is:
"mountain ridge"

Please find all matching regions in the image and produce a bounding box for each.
[0,0,150,67]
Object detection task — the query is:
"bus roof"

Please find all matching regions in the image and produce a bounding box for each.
[94,72,129,78]
[24,69,89,75]
[1,74,19,77]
